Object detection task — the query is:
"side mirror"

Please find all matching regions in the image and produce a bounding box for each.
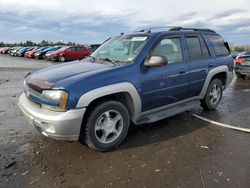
[144,56,168,67]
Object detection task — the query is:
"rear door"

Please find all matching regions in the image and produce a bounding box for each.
[184,34,212,98]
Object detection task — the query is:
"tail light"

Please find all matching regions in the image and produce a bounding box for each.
[235,57,246,64]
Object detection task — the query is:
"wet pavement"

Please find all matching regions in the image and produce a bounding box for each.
[0,55,249,188]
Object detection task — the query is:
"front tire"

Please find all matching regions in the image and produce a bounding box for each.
[201,78,223,110]
[59,55,66,62]
[81,100,130,151]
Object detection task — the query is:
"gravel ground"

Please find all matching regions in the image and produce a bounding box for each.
[0,55,249,188]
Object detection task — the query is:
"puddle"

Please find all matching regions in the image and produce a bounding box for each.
[242,89,250,92]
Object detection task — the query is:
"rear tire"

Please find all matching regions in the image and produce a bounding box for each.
[80,100,130,151]
[201,78,223,110]
[236,73,247,79]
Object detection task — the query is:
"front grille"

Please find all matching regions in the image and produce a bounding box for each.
[24,81,42,98]
[27,82,43,93]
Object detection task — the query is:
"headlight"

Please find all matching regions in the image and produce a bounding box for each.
[41,90,69,111]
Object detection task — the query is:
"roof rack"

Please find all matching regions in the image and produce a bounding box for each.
[169,27,215,33]
[134,26,179,33]
[134,26,215,33]
[135,26,178,33]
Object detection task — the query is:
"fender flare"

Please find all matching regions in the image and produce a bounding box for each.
[199,65,233,98]
[76,82,142,116]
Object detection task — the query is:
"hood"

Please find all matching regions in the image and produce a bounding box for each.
[26,61,113,89]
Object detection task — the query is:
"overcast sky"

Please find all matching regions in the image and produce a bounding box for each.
[0,0,249,45]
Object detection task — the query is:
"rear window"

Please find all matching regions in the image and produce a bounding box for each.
[206,34,229,56]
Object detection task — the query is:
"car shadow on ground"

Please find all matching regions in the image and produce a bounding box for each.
[27,111,207,155]
[119,112,206,150]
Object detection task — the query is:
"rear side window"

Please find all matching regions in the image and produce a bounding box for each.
[186,36,203,60]
[206,34,229,56]
[200,37,210,58]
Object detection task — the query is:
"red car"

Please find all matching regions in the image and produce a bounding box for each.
[24,47,47,58]
[49,46,90,62]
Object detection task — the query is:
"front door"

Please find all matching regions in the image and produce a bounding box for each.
[66,47,77,60]
[140,36,189,112]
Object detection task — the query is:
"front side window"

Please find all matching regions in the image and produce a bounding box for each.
[152,37,183,64]
[77,47,83,51]
[91,35,149,63]
[57,46,69,52]
[69,47,77,52]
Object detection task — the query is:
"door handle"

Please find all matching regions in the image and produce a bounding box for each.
[208,64,214,68]
[179,71,186,74]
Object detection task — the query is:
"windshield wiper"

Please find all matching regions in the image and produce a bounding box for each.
[87,56,96,62]
[98,58,119,66]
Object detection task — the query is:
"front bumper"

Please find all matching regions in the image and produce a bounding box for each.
[18,93,86,141]
[50,56,59,61]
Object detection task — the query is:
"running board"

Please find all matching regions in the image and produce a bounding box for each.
[134,101,200,125]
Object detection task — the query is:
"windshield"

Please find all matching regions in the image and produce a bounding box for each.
[91,35,149,63]
[56,46,69,52]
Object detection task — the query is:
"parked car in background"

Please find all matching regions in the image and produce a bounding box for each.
[49,45,90,62]
[44,51,56,60]
[231,52,240,59]
[234,54,250,79]
[17,47,34,57]
[24,47,49,58]
[1,47,12,54]
[0,47,9,54]
[9,47,23,56]
[88,44,101,53]
[34,46,61,59]
[19,27,233,151]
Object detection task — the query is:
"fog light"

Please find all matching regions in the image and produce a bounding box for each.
[46,124,55,133]
[41,131,48,137]
[34,120,55,133]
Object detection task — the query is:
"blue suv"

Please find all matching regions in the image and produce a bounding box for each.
[19,27,233,151]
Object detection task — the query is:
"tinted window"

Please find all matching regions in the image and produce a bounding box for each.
[77,47,84,51]
[186,37,203,60]
[200,37,210,58]
[69,47,77,52]
[207,34,229,56]
[152,37,183,64]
